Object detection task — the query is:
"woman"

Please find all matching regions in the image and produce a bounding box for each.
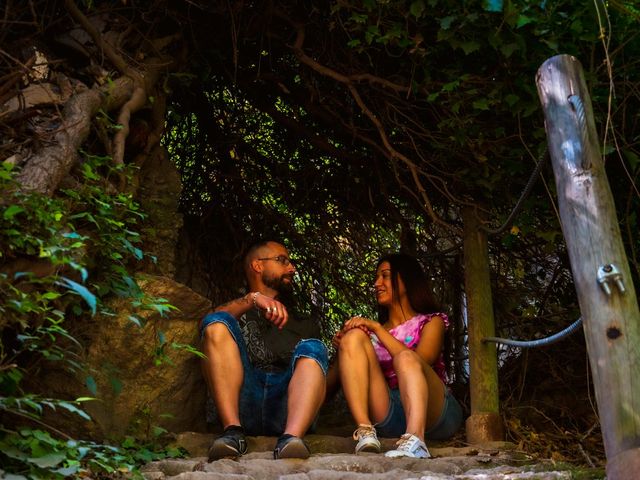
[334,254,463,458]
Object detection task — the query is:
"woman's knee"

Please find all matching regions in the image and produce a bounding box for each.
[338,328,370,354]
[392,349,422,372]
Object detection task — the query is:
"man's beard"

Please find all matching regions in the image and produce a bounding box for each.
[263,272,295,294]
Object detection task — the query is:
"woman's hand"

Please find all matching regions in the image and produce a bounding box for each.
[342,316,379,334]
[331,329,344,349]
[333,316,377,348]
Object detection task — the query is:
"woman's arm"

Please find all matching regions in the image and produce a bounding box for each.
[414,315,445,365]
[342,315,446,366]
[341,316,408,357]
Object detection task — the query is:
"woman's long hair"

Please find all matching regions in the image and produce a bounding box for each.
[376,253,442,324]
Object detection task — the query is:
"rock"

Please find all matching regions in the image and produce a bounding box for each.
[81,275,211,439]
[36,275,211,440]
[137,145,183,277]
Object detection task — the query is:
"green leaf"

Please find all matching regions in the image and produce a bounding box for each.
[483,0,503,12]
[410,0,425,18]
[41,291,61,300]
[623,149,639,171]
[74,397,96,402]
[439,16,455,30]
[57,401,91,420]
[505,94,519,106]
[27,452,66,468]
[152,425,168,437]
[473,98,491,110]
[500,43,519,58]
[110,377,123,395]
[3,205,24,220]
[57,278,97,315]
[54,466,80,476]
[460,41,480,55]
[516,15,535,28]
[86,376,98,396]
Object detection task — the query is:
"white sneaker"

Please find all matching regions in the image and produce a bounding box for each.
[353,424,381,454]
[384,433,430,458]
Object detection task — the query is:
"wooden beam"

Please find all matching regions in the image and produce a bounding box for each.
[536,54,640,480]
[463,207,503,443]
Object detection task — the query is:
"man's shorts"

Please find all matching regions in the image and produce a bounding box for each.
[376,386,463,440]
[200,311,329,436]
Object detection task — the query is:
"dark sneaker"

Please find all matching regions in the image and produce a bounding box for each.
[208,425,248,461]
[273,434,310,459]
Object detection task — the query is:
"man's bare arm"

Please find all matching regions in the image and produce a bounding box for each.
[214,292,289,328]
[214,293,254,319]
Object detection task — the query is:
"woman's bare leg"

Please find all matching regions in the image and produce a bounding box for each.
[338,328,389,425]
[393,349,445,441]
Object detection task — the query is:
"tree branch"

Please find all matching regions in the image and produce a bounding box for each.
[289,22,458,233]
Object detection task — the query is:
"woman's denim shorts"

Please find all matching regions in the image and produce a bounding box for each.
[200,311,328,436]
[376,386,463,440]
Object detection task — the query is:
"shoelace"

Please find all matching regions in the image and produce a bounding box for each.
[353,424,376,441]
[394,433,416,451]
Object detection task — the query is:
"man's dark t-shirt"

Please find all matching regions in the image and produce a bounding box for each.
[238,307,320,372]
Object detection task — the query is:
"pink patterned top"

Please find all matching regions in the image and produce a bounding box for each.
[370,313,449,388]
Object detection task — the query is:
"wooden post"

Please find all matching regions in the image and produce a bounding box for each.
[536,54,640,479]
[463,207,503,443]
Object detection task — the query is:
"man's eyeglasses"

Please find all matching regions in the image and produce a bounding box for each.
[258,255,295,267]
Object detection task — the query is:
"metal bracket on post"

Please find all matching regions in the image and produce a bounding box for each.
[597,264,626,296]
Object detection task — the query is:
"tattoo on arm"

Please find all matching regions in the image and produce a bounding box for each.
[216,295,250,310]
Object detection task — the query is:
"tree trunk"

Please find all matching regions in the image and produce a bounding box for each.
[16,76,135,195]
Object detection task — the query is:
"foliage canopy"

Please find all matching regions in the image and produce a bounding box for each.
[1,0,639,474]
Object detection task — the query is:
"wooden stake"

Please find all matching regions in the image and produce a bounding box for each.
[463,207,503,443]
[536,54,640,479]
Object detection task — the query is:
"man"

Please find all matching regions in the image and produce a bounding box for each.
[200,240,328,460]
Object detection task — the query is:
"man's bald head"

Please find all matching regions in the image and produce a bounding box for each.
[243,240,285,275]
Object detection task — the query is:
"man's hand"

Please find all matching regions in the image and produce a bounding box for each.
[253,292,288,329]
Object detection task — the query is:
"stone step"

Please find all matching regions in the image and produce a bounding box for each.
[172,432,513,457]
[140,433,579,480]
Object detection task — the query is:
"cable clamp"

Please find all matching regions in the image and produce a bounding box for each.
[597,263,626,296]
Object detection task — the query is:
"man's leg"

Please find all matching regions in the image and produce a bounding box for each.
[201,321,244,428]
[283,356,326,437]
[200,313,252,460]
[272,339,328,459]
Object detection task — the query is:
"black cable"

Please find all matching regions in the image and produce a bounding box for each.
[480,147,548,236]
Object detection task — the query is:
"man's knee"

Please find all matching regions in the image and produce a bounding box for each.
[292,339,329,375]
[201,311,239,346]
[202,321,234,345]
